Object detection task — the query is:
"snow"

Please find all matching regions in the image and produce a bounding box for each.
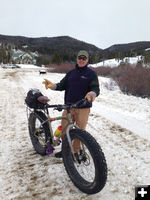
[90,56,143,68]
[145,48,150,51]
[17,64,41,69]
[90,58,121,68]
[0,67,150,200]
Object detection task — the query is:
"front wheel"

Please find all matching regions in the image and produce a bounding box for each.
[62,129,107,194]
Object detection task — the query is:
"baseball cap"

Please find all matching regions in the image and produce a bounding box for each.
[77,50,89,58]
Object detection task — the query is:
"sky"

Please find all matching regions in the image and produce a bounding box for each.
[0,0,150,49]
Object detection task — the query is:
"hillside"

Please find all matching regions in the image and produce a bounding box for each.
[1,34,150,64]
[0,34,102,55]
[1,34,150,54]
[105,41,150,54]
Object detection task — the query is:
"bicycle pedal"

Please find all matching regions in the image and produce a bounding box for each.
[46,146,55,155]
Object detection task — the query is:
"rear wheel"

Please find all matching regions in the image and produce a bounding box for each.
[28,111,52,155]
[62,129,107,194]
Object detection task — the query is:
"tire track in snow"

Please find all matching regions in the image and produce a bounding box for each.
[93,101,150,141]
[87,113,150,199]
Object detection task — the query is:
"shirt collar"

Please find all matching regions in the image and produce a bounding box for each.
[75,64,87,71]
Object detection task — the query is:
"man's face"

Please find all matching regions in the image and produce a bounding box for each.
[77,55,88,67]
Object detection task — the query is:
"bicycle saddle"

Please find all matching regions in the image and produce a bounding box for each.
[37,96,50,104]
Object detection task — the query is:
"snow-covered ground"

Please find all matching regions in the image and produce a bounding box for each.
[17,64,41,69]
[0,67,150,200]
[90,56,143,67]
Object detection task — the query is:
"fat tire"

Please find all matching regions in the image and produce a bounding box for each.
[28,111,51,155]
[62,129,107,194]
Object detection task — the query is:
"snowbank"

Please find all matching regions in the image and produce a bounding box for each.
[90,56,143,68]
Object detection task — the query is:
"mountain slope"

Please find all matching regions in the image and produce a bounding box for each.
[0,34,102,55]
[1,34,150,63]
[1,34,150,54]
[105,41,150,53]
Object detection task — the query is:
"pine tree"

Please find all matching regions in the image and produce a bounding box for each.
[143,50,150,64]
[50,52,62,64]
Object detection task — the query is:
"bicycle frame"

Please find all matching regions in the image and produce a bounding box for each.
[46,108,79,156]
[27,106,79,156]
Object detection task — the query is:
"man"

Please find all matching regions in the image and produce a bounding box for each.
[42,50,100,158]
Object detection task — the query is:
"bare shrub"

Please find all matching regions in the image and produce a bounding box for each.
[111,64,150,97]
[90,66,112,77]
[47,62,150,98]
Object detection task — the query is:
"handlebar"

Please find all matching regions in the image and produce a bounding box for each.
[46,98,89,111]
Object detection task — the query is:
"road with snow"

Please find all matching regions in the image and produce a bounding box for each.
[0,67,150,200]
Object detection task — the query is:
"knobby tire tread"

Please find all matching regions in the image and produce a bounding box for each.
[62,129,107,194]
[28,111,51,155]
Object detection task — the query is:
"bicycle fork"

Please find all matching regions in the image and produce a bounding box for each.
[66,123,80,162]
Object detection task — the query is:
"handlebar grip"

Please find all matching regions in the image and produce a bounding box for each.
[46,99,88,110]
[73,98,88,108]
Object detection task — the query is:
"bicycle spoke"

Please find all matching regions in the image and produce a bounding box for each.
[73,143,95,182]
[34,118,46,146]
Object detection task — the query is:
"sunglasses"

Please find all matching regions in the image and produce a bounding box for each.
[78,56,87,61]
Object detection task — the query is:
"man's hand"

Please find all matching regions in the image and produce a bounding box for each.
[42,79,55,90]
[85,91,96,102]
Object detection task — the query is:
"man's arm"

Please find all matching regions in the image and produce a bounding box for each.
[55,74,68,91]
[42,73,68,91]
[89,72,100,96]
[85,72,100,102]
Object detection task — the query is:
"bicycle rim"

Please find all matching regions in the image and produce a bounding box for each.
[34,117,47,146]
[73,143,96,183]
[62,129,107,194]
